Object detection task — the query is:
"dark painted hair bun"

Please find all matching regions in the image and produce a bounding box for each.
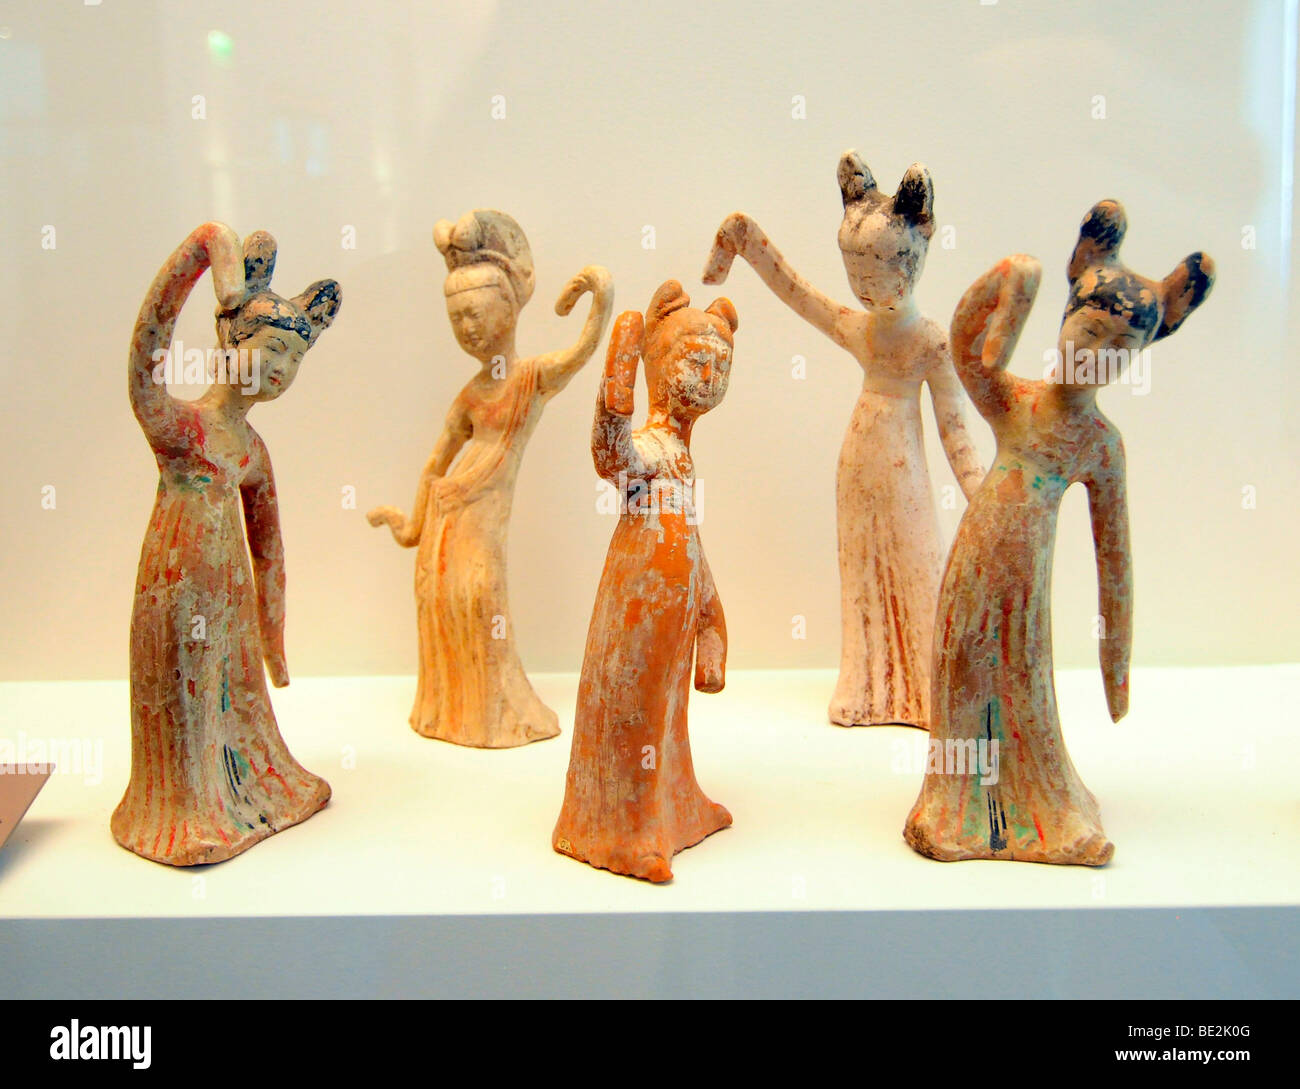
[242,231,278,295]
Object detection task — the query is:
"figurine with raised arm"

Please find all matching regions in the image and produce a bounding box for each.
[368,211,613,748]
[114,222,341,866]
[553,281,737,883]
[904,201,1214,866]
[704,151,984,730]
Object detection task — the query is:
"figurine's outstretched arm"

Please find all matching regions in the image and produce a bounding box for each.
[1086,445,1132,722]
[367,415,470,547]
[703,212,856,351]
[241,433,289,688]
[949,255,1040,419]
[926,337,987,501]
[592,311,649,483]
[536,265,614,396]
[694,551,727,694]
[130,222,245,450]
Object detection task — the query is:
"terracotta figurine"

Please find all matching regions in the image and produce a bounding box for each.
[704,152,985,730]
[904,200,1214,865]
[553,281,737,883]
[368,210,613,747]
[114,222,341,865]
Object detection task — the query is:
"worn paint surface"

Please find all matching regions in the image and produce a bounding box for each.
[703,151,984,729]
[554,282,736,883]
[113,222,341,866]
[369,210,612,747]
[905,201,1215,866]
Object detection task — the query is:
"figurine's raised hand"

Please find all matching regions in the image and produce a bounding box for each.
[951,254,1041,374]
[536,265,615,398]
[555,265,612,318]
[130,222,248,443]
[591,310,645,481]
[702,212,756,285]
[602,311,642,416]
[950,254,1041,417]
[203,223,249,312]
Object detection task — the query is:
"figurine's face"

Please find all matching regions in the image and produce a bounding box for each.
[446,284,515,362]
[657,324,733,419]
[838,208,927,312]
[239,324,309,401]
[1056,305,1148,388]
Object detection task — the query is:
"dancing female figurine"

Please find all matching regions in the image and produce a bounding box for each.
[553,281,737,883]
[114,222,341,866]
[704,151,984,730]
[368,211,612,748]
[904,201,1214,866]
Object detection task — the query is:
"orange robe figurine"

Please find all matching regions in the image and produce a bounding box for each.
[554,281,738,883]
[114,222,341,866]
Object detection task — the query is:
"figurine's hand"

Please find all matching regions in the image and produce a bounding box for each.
[367,505,415,546]
[602,313,640,416]
[952,254,1041,373]
[199,222,248,311]
[702,212,754,285]
[1104,668,1129,723]
[555,265,612,316]
[263,635,289,688]
[367,505,403,530]
[694,628,726,694]
[985,256,1040,368]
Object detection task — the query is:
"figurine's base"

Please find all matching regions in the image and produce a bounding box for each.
[553,804,733,883]
[410,715,562,749]
[1,666,1296,996]
[828,692,929,731]
[109,782,332,868]
[902,814,1115,868]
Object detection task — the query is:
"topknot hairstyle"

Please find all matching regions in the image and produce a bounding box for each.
[643,280,738,365]
[1063,199,1214,345]
[836,151,936,241]
[434,209,535,309]
[216,230,341,348]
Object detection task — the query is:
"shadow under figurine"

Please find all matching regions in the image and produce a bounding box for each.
[114,222,341,866]
[553,281,737,883]
[904,200,1214,866]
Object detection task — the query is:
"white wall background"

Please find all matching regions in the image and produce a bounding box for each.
[0,0,1296,682]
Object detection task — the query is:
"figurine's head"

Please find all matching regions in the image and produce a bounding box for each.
[1055,200,1215,389]
[642,280,738,422]
[836,151,934,313]
[215,231,342,402]
[435,210,533,363]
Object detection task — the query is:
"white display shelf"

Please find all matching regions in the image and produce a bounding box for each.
[3,666,1298,916]
[1,666,1296,997]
